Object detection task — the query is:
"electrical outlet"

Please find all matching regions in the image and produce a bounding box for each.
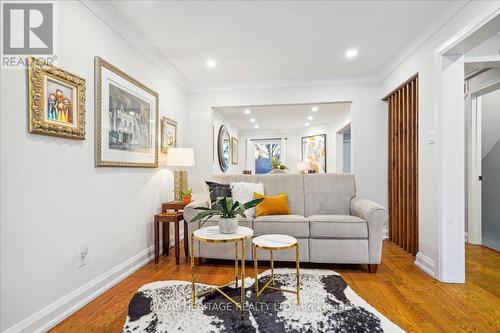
[77,243,88,267]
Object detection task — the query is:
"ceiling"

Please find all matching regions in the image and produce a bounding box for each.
[214,102,351,132]
[109,1,466,91]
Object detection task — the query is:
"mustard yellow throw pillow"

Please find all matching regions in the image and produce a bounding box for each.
[254,192,290,217]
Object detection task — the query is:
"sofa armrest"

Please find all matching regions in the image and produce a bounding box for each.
[350,197,388,265]
[183,199,209,223]
[183,200,209,259]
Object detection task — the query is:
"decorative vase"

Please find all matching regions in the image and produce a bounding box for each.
[182,195,192,204]
[219,217,238,234]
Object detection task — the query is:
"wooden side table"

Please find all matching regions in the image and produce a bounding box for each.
[154,201,191,265]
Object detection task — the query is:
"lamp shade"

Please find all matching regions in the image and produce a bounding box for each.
[166,148,195,167]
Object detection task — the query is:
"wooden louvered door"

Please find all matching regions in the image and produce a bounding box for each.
[384,74,419,255]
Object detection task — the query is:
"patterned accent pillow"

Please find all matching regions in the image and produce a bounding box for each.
[205,181,232,207]
[230,182,265,218]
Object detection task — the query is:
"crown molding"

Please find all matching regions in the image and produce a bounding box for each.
[378,0,470,81]
[189,75,380,94]
[79,0,191,91]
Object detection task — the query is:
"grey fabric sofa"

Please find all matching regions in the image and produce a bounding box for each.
[183,173,387,272]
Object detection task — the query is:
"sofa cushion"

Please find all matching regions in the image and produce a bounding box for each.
[308,215,367,238]
[303,174,355,216]
[253,215,309,238]
[257,174,305,216]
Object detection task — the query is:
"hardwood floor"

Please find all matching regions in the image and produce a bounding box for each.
[51,241,500,333]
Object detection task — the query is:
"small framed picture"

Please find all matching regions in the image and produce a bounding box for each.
[231,137,239,164]
[28,56,86,139]
[161,117,177,152]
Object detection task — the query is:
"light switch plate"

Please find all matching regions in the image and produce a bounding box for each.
[426,130,435,144]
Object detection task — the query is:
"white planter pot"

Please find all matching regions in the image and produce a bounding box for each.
[219,217,238,234]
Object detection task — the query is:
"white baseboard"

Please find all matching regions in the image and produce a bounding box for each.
[3,246,155,333]
[414,252,437,278]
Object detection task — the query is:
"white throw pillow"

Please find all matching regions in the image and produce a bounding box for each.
[230,182,264,218]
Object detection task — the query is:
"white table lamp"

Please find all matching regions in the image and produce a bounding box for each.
[166,148,195,202]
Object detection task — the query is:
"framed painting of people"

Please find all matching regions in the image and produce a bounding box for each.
[28,56,86,139]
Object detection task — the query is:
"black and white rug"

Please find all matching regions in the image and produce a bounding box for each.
[122,268,404,332]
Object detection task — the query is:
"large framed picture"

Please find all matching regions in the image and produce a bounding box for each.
[28,56,86,139]
[231,137,239,164]
[301,134,326,172]
[95,56,159,167]
[161,117,177,152]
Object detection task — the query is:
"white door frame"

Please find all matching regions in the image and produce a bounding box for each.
[434,4,500,283]
[467,93,482,245]
[466,74,500,245]
[335,122,351,173]
[336,123,352,173]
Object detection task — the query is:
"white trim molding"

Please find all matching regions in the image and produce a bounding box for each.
[3,247,155,333]
[79,0,191,91]
[414,252,437,278]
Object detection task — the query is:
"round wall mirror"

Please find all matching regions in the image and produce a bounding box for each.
[218,125,230,172]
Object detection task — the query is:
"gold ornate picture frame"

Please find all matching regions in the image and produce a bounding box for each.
[231,137,239,164]
[28,56,86,139]
[161,117,177,153]
[95,56,159,168]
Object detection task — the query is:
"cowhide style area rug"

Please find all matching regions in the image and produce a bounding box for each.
[122,268,404,333]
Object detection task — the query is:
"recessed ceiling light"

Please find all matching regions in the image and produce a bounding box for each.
[206,59,217,68]
[254,124,259,129]
[249,118,255,122]
[345,49,358,58]
[305,123,310,127]
[244,109,251,114]
[307,116,313,121]
[311,107,318,112]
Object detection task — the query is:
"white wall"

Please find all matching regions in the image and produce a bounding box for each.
[187,84,387,207]
[379,0,499,278]
[466,33,500,57]
[0,2,188,331]
[481,89,500,159]
[481,88,500,251]
[212,111,243,175]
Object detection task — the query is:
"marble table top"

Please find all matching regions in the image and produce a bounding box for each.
[252,234,297,249]
[193,226,254,243]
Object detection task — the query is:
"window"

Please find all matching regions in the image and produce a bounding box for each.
[253,140,281,174]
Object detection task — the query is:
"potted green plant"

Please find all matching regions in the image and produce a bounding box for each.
[272,157,289,171]
[191,197,264,233]
[174,188,193,204]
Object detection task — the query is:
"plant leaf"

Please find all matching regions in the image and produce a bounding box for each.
[230,201,241,215]
[236,205,246,218]
[194,207,211,211]
[220,197,229,214]
[244,198,264,210]
[191,210,217,222]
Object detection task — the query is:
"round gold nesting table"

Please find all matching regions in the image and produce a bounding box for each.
[252,234,300,304]
[191,226,253,318]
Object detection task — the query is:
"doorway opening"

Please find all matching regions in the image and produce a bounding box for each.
[465,68,500,251]
[336,124,352,173]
